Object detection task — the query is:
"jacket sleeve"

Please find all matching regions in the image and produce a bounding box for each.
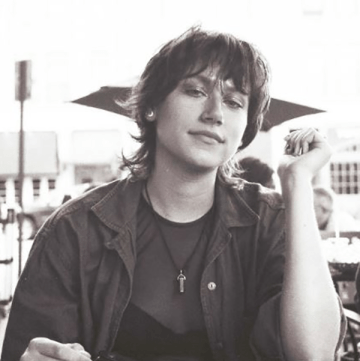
[248,219,286,361]
[1,216,82,361]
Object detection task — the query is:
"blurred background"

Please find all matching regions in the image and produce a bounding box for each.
[1,0,360,353]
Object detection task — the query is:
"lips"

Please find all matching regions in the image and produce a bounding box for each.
[189,130,224,143]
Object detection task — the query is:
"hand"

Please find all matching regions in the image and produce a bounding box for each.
[277,128,333,184]
[20,338,92,361]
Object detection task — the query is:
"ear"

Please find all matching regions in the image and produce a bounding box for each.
[145,109,156,121]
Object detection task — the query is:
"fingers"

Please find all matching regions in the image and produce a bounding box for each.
[279,127,333,182]
[65,343,86,351]
[284,128,325,157]
[21,338,92,361]
[65,343,92,359]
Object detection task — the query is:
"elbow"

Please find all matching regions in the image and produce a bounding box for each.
[284,350,337,361]
[282,332,338,361]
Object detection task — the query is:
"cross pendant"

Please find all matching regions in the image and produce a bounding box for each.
[177,270,186,294]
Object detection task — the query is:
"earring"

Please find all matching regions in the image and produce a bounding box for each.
[145,109,155,121]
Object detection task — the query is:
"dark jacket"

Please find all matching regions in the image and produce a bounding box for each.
[2,179,290,361]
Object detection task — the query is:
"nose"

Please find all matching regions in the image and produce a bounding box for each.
[200,93,224,125]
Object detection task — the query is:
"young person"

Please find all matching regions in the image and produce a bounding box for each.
[313,185,360,233]
[2,27,345,361]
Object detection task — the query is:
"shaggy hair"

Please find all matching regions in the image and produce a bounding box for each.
[121,26,271,187]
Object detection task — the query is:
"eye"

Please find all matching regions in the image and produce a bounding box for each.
[185,87,207,98]
[224,98,243,109]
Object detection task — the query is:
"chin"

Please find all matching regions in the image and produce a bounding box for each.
[185,159,221,175]
[178,150,228,173]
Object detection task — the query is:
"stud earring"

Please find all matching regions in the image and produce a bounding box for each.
[145,109,155,121]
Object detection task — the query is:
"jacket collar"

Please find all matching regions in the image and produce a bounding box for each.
[91,179,143,233]
[91,179,259,233]
[215,181,259,228]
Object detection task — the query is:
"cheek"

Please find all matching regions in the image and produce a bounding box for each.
[155,111,184,145]
[156,98,190,130]
[228,118,248,145]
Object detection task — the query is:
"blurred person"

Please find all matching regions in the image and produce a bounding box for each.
[238,156,276,189]
[2,27,345,361]
[313,185,360,232]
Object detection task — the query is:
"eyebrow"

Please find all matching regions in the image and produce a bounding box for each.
[187,74,249,96]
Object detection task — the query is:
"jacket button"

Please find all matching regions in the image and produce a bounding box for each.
[207,282,216,291]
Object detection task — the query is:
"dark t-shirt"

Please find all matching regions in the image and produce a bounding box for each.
[113,195,214,360]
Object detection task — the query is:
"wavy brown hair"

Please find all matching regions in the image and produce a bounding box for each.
[121,26,271,187]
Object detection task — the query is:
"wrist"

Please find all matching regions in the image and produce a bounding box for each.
[280,171,313,201]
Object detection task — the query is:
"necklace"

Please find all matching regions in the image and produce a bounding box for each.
[144,183,211,294]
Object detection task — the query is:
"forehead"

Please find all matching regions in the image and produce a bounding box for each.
[184,66,249,93]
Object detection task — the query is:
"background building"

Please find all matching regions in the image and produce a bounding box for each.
[0,0,359,212]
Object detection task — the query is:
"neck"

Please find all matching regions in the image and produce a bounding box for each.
[145,166,217,223]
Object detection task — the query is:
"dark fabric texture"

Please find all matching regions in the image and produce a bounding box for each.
[113,196,213,359]
[114,302,214,361]
[2,178,290,361]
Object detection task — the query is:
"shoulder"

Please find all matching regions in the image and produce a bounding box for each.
[53,180,119,218]
[236,183,286,250]
[38,179,129,235]
[216,181,285,231]
[235,181,284,212]
[218,182,286,258]
[30,178,137,258]
[240,183,285,235]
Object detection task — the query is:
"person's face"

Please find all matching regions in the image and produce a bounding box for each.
[150,66,249,173]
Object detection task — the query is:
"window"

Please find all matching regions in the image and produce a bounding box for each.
[331,162,360,194]
[330,139,360,194]
[48,179,56,190]
[0,180,6,203]
[14,180,20,203]
[32,178,41,200]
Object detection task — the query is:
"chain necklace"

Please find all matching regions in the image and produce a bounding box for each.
[144,182,211,294]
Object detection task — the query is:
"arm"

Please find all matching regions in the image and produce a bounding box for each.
[278,128,342,360]
[1,218,90,361]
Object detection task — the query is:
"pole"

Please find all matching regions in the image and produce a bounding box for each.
[18,99,24,278]
[15,60,31,278]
